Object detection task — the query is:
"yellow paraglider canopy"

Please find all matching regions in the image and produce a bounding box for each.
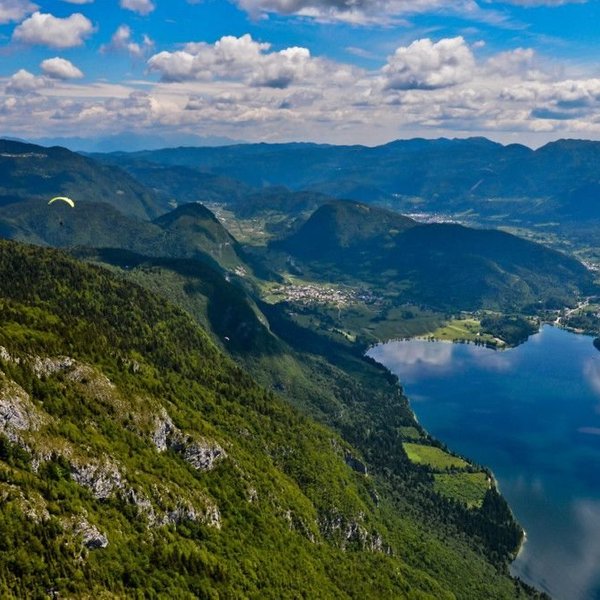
[48,196,75,208]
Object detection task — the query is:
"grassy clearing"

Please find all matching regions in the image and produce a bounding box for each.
[366,306,443,341]
[399,426,422,440]
[433,318,480,339]
[434,472,491,508]
[403,443,469,470]
[426,318,501,346]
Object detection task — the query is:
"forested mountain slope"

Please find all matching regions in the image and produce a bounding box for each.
[0,240,541,598]
[0,198,249,274]
[275,200,594,310]
[0,140,161,220]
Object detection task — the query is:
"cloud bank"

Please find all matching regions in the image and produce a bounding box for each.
[3,31,600,146]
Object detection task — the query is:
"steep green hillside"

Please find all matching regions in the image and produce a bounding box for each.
[0,240,541,598]
[278,200,416,256]
[0,140,161,220]
[0,198,163,250]
[154,202,246,271]
[0,199,250,275]
[71,249,531,571]
[275,200,593,311]
[75,248,278,357]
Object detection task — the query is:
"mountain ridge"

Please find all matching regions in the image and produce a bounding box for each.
[95,136,600,225]
[0,139,162,220]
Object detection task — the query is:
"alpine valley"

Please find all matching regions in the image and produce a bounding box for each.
[0,136,598,599]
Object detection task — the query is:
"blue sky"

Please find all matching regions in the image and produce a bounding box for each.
[1,0,600,148]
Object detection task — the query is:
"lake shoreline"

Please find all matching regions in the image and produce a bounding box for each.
[366,338,529,579]
[367,325,600,600]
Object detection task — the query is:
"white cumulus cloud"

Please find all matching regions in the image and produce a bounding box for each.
[382,37,475,90]
[148,34,330,88]
[485,48,538,77]
[13,11,94,48]
[120,0,155,15]
[101,25,154,58]
[0,0,38,24]
[232,0,585,24]
[5,69,47,94]
[5,30,600,148]
[234,0,498,25]
[41,57,84,80]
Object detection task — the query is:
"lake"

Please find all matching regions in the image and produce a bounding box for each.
[367,325,600,600]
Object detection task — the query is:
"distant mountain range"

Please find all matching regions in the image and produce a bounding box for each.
[0,137,593,314]
[94,158,255,207]
[0,191,590,314]
[98,136,600,225]
[8,132,244,153]
[7,135,600,228]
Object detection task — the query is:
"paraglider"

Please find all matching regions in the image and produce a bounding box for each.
[48,196,75,227]
[48,196,75,208]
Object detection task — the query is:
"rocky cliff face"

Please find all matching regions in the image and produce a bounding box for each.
[0,347,227,550]
[70,517,109,550]
[0,375,45,444]
[152,408,227,471]
[70,460,125,500]
[0,345,386,563]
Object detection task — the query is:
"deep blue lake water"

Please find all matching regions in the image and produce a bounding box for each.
[368,325,600,600]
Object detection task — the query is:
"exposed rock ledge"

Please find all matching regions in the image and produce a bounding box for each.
[320,512,388,553]
[181,440,226,472]
[152,408,177,453]
[0,373,45,443]
[162,501,222,529]
[0,353,223,531]
[70,460,125,500]
[0,346,20,365]
[70,517,109,550]
[344,452,368,475]
[153,409,226,472]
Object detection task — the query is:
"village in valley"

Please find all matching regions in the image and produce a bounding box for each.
[266,282,380,308]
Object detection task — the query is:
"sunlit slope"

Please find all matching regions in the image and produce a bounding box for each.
[0,239,541,598]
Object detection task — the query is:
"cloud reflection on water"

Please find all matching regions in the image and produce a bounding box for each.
[583,359,600,402]
[578,427,600,437]
[367,340,456,380]
[372,327,600,600]
[513,498,600,600]
[514,474,545,497]
[368,339,519,382]
[464,344,515,372]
